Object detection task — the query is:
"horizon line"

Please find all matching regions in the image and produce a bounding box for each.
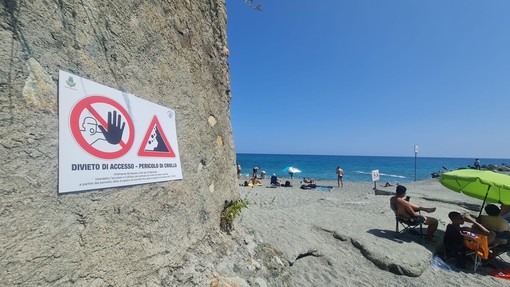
[235,152,510,160]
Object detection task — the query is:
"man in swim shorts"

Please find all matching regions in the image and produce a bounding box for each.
[336,166,344,188]
[390,185,438,242]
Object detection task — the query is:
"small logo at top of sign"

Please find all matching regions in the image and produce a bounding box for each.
[70,96,134,159]
[138,116,175,157]
[66,76,76,87]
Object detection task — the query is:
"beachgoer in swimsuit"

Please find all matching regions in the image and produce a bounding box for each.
[336,166,344,188]
[390,185,438,242]
[270,174,281,186]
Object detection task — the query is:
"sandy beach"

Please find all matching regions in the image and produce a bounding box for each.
[237,177,510,286]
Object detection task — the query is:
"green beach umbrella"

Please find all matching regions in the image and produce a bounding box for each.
[439,169,510,217]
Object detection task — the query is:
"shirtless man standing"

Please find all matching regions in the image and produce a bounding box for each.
[390,185,438,242]
[336,166,344,188]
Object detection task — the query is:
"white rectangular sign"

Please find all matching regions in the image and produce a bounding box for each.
[58,71,183,193]
[371,169,380,182]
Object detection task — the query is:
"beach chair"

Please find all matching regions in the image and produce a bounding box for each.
[463,233,490,271]
[463,234,510,271]
[390,198,423,240]
[490,243,510,265]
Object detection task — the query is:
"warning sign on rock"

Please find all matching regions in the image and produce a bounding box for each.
[137,116,176,157]
[58,70,182,193]
[70,96,135,159]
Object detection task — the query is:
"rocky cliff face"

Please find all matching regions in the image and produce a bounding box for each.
[0,1,245,285]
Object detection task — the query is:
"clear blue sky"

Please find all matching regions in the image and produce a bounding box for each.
[226,0,510,158]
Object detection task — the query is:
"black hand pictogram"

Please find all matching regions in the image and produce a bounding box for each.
[98,110,125,145]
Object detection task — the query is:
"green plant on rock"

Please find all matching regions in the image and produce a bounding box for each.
[220,199,248,233]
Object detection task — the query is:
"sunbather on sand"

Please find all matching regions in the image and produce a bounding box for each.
[248,176,261,186]
[382,181,393,187]
[270,174,281,186]
[390,185,438,242]
[300,183,317,190]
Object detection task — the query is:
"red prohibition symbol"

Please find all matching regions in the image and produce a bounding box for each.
[70,96,134,159]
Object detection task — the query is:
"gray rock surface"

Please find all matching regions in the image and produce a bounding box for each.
[0,1,261,285]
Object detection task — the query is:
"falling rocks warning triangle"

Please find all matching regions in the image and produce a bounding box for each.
[138,116,175,157]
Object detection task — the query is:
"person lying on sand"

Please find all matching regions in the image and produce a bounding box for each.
[390,185,438,242]
[300,183,317,190]
[382,181,393,187]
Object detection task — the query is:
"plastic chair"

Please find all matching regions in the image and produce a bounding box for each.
[463,233,489,271]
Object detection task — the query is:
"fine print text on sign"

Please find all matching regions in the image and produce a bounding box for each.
[58,71,183,193]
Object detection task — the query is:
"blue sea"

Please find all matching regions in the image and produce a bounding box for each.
[236,154,510,183]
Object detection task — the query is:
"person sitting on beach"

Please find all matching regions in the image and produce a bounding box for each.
[444,211,492,268]
[270,174,281,186]
[390,185,438,242]
[248,176,261,186]
[478,204,510,245]
[302,178,315,184]
[382,181,393,187]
